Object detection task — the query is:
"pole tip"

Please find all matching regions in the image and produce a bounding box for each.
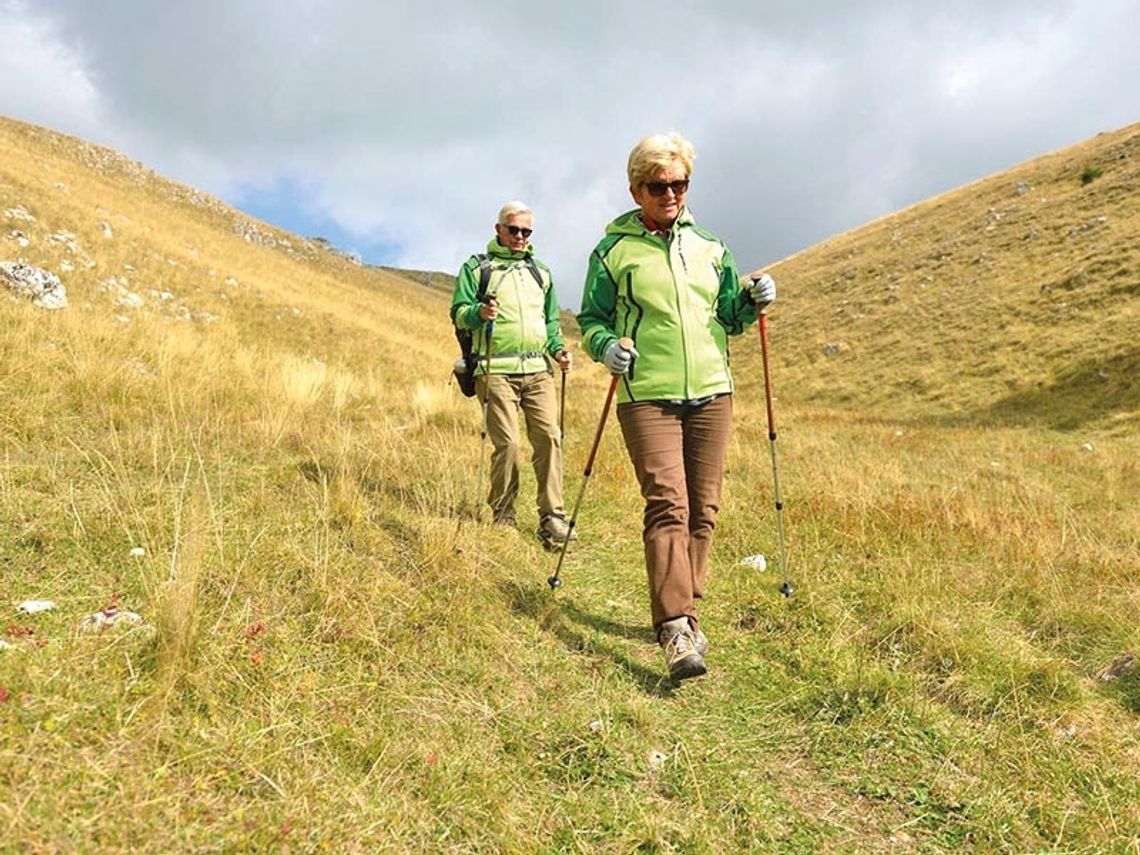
[779,581,794,597]
[547,576,563,590]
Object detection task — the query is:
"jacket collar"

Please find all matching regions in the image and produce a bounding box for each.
[606,206,695,239]
[486,237,534,260]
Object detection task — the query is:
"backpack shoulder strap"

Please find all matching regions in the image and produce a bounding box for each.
[475,253,492,299]
[525,256,545,289]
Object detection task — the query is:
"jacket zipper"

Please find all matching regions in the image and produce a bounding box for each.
[666,231,690,399]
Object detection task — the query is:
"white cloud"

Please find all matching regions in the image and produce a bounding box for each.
[3,0,1138,305]
[0,0,104,135]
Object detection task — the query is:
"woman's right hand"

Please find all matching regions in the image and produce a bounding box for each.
[479,297,499,321]
[603,339,639,375]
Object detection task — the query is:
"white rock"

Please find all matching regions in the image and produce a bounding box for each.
[17,599,56,614]
[647,750,668,769]
[115,292,144,309]
[99,221,113,239]
[588,720,603,733]
[740,554,767,572]
[1080,442,1094,453]
[129,546,146,557]
[47,231,78,251]
[3,206,35,222]
[78,608,144,632]
[0,262,68,310]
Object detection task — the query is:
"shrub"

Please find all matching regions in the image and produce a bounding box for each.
[1080,165,1103,185]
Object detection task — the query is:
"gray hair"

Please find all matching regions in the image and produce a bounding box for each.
[497,200,532,224]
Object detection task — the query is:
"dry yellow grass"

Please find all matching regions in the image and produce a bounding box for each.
[3,114,1140,851]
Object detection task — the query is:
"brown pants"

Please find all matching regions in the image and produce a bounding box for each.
[617,395,733,630]
[477,372,564,522]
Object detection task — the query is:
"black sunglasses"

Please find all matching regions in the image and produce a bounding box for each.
[503,225,533,237]
[644,178,690,197]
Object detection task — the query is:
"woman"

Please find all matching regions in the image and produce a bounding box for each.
[578,133,776,680]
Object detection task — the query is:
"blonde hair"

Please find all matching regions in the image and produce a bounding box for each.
[627,133,695,187]
[497,200,532,225]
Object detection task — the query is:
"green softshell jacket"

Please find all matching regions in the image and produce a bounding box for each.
[577,207,756,403]
[450,239,565,376]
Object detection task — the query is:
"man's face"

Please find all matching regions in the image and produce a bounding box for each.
[495,212,534,252]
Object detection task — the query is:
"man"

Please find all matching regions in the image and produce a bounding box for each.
[450,201,575,547]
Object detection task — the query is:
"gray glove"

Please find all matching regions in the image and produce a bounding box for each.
[603,340,639,375]
[747,273,776,309]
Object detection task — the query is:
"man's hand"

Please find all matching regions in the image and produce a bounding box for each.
[555,349,573,373]
[603,340,639,375]
[746,273,777,309]
[479,296,499,321]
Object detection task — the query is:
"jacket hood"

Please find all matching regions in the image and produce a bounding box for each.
[605,206,695,238]
[486,237,534,259]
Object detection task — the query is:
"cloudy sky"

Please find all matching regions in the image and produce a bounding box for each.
[3,0,1138,303]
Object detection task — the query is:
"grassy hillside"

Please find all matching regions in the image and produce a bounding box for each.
[758,122,1140,431]
[2,114,1139,852]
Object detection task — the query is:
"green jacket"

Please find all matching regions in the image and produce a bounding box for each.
[578,207,756,403]
[450,239,565,376]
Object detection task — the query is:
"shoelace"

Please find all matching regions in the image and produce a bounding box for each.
[664,630,699,666]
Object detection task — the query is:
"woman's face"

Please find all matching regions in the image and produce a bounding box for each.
[630,161,689,227]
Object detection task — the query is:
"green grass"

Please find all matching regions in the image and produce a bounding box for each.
[3,115,1140,851]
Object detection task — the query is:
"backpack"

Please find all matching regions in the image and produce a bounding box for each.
[452,253,544,397]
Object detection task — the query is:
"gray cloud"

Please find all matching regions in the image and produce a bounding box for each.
[3,0,1138,303]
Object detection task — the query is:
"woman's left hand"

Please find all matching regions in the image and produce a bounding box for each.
[747,273,777,308]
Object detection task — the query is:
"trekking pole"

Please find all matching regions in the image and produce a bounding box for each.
[559,368,566,442]
[548,337,631,590]
[758,311,792,597]
[474,307,495,524]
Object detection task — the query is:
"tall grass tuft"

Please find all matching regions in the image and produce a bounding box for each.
[151,467,208,699]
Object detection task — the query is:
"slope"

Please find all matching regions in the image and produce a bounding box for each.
[754,121,1140,431]
[3,115,1140,852]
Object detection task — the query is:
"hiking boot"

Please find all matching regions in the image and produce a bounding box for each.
[492,510,516,528]
[694,626,709,658]
[659,617,707,681]
[537,514,577,548]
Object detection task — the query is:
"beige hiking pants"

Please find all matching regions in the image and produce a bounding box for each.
[477,372,564,523]
[617,394,733,631]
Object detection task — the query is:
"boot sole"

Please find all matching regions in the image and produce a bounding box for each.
[669,655,708,681]
[537,533,576,552]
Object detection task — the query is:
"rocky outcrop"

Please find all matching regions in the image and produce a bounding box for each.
[0,262,68,309]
